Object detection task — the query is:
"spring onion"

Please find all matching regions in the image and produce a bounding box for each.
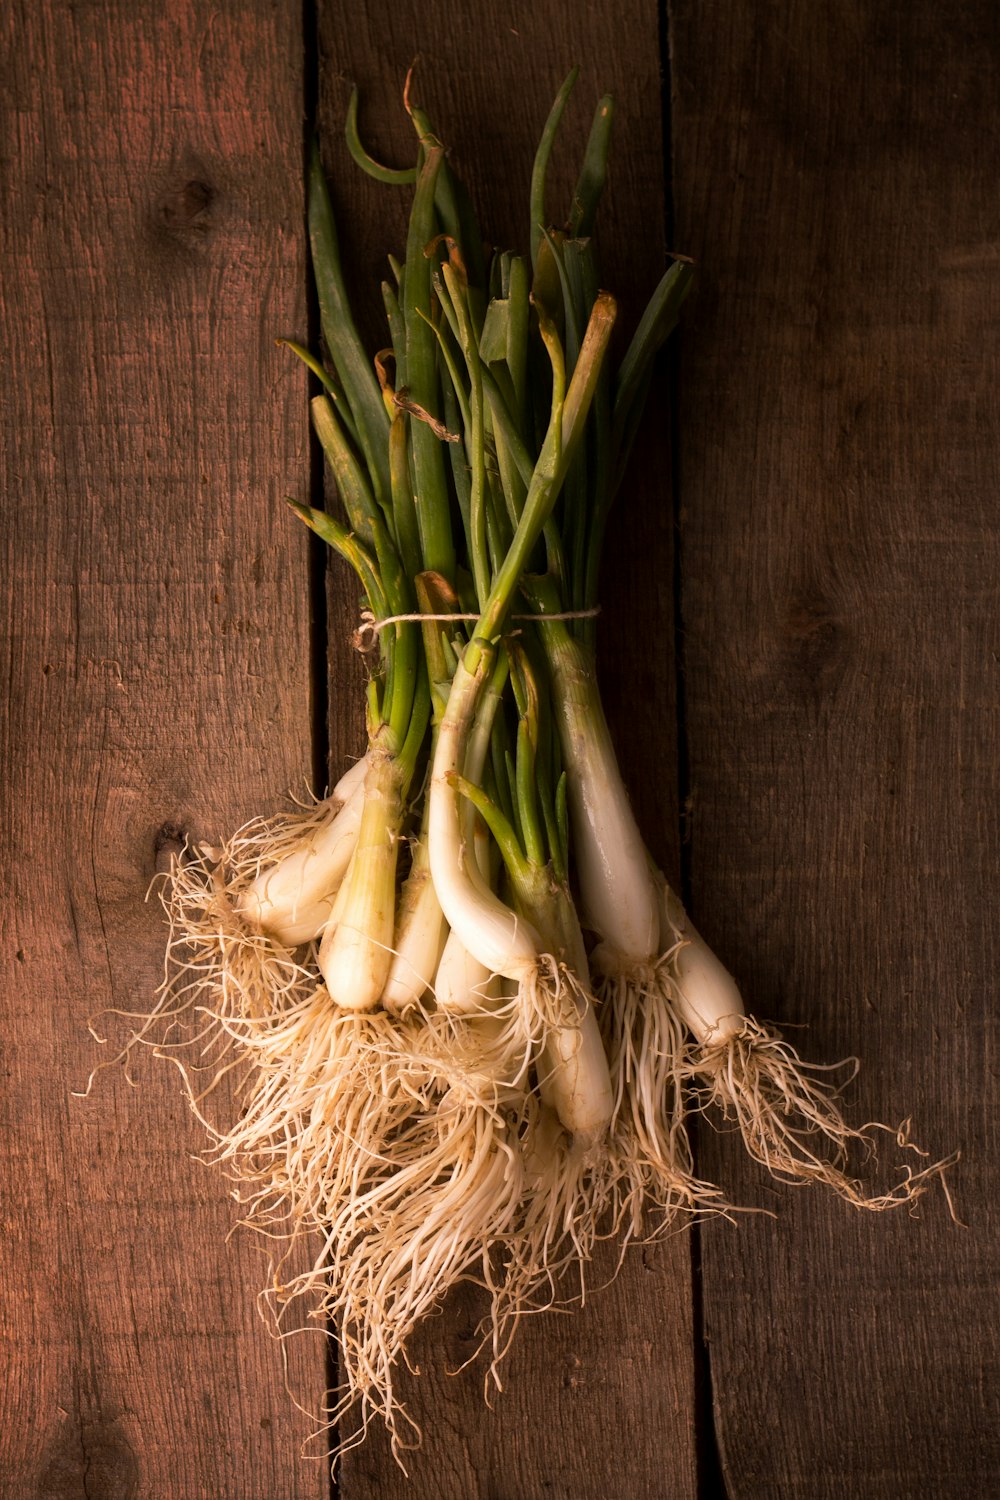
[99,67,955,1470]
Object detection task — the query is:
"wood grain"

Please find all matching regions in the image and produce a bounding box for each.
[13,1,995,1494]
[316,4,696,1495]
[0,2,326,1496]
[670,2,1000,1495]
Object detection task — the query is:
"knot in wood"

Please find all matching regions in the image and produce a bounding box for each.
[152,162,218,252]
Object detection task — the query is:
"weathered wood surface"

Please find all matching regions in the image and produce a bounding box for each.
[5,0,999,1496]
[671,2,1000,1496]
[317,6,696,1496]
[0,3,325,1496]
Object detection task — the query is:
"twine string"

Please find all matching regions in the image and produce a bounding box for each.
[351,605,600,653]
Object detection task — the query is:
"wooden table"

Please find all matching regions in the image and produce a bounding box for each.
[4,2,996,1496]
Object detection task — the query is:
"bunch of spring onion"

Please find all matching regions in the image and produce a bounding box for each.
[122,70,953,1465]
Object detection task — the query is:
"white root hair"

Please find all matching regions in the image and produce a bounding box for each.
[682,1013,958,1211]
[112,829,637,1467]
[595,963,731,1234]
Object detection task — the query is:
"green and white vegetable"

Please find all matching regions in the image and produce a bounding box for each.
[108,66,954,1470]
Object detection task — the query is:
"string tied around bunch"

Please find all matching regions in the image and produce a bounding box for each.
[352,606,601,654]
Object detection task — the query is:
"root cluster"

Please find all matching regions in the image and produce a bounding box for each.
[105,815,954,1470]
[120,830,638,1463]
[683,1014,958,1212]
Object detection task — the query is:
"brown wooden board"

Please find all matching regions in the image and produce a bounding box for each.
[18,1,997,1494]
[0,2,327,1496]
[670,2,1000,1496]
[316,3,697,1495]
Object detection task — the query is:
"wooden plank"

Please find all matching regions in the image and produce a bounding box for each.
[316,4,697,1495]
[670,2,1000,1496]
[0,2,327,1495]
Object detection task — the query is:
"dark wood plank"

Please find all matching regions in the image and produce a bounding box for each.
[0,3,327,1494]
[317,4,697,1495]
[670,2,1000,1495]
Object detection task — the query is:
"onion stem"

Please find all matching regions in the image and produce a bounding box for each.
[111,71,954,1470]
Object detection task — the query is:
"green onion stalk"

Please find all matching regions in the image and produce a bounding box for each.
[123,69,955,1470]
[507,75,953,1218]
